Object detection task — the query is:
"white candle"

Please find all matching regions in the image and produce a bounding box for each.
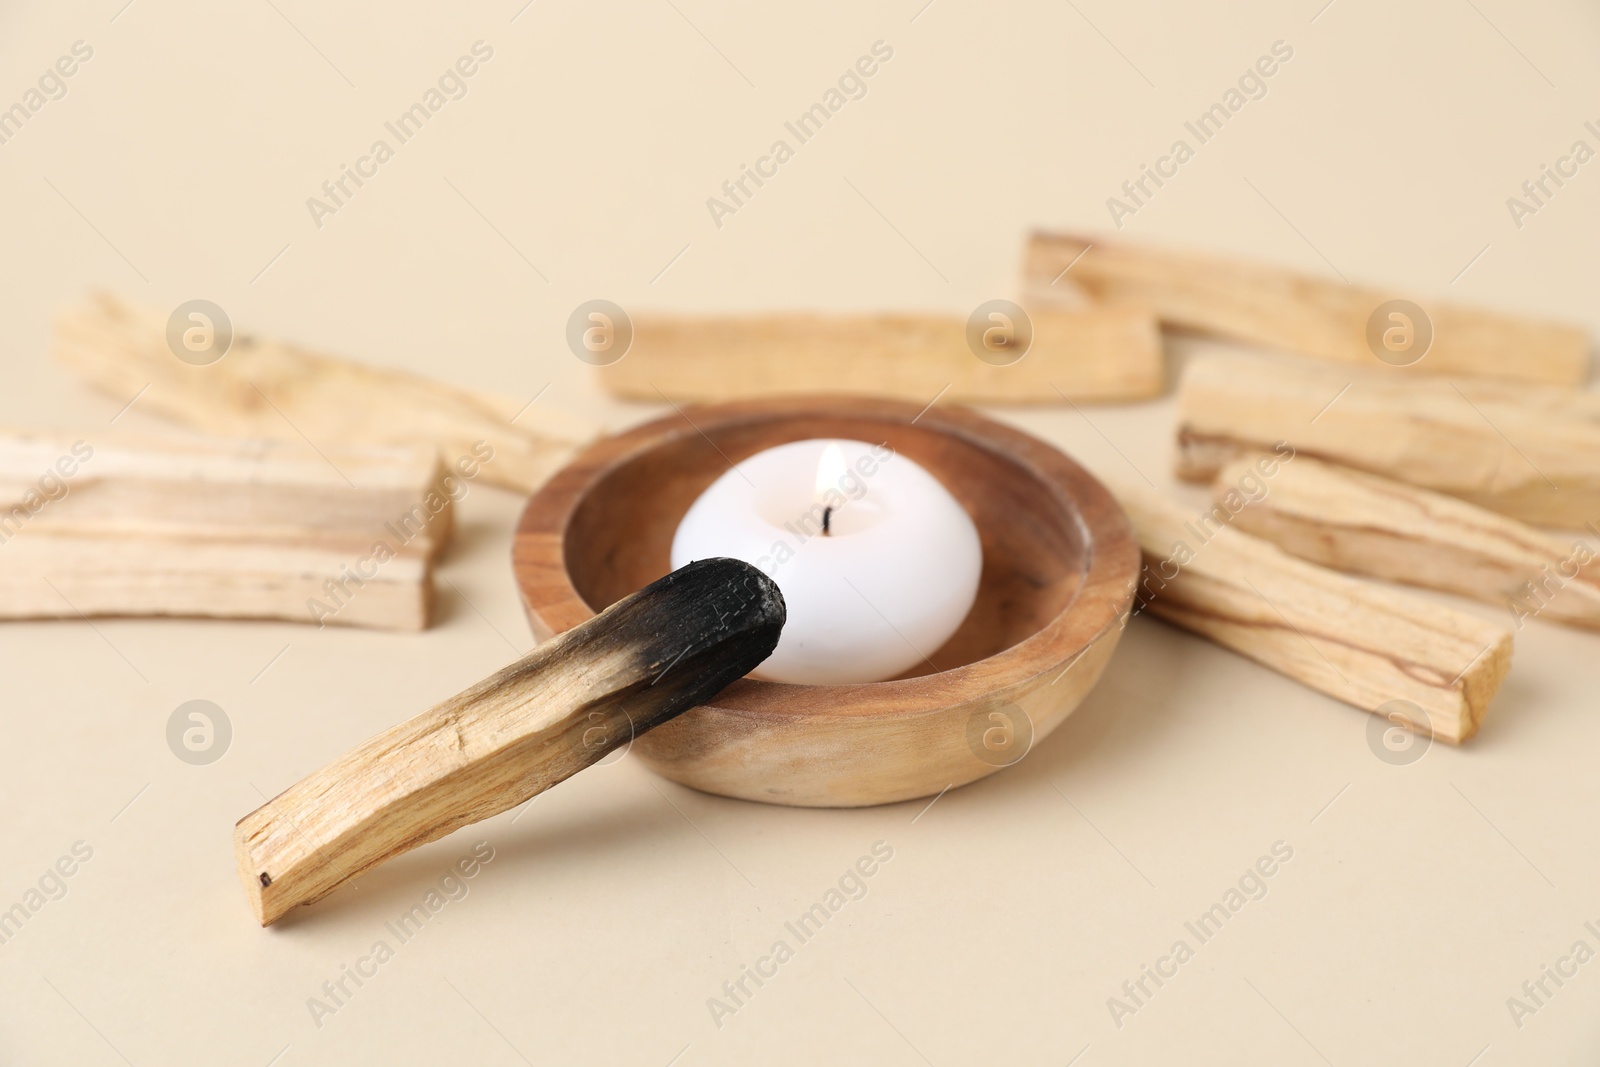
[670,438,982,684]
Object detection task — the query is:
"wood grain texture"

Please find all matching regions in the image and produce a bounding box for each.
[1176,351,1600,528]
[1025,232,1591,385]
[513,395,1141,806]
[0,430,448,629]
[1215,454,1600,632]
[235,557,785,926]
[54,293,596,494]
[598,307,1164,404]
[1115,483,1512,743]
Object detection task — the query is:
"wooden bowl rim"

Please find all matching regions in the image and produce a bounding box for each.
[513,395,1136,721]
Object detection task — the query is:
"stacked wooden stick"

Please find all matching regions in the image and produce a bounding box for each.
[4,294,595,630]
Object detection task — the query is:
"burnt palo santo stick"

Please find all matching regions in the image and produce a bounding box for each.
[235,558,785,926]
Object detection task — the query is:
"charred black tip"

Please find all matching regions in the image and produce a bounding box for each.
[580,558,786,730]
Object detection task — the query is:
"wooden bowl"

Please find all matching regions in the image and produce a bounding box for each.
[513,396,1137,807]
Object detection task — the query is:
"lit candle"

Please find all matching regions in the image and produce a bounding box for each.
[670,438,982,684]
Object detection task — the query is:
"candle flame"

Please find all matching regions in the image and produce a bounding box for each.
[815,442,847,501]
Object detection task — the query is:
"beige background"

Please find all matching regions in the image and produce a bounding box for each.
[2,0,1599,1064]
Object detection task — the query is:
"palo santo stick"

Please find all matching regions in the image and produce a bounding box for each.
[235,557,784,926]
[1176,351,1600,529]
[54,293,596,494]
[1025,232,1590,385]
[1115,483,1512,742]
[1214,455,1600,632]
[599,306,1164,404]
[0,431,448,629]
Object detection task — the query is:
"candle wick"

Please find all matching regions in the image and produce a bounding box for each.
[822,505,832,536]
